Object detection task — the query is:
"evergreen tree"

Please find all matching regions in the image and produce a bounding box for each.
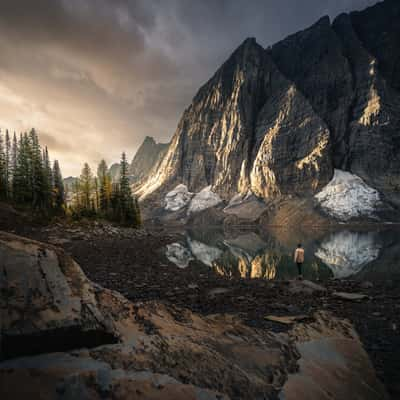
[134,197,142,227]
[42,146,53,210]
[52,160,65,212]
[80,163,93,211]
[11,133,18,200]
[72,178,81,211]
[97,159,112,213]
[14,133,33,204]
[5,130,11,198]
[112,152,141,227]
[0,127,65,216]
[110,182,122,221]
[0,130,6,199]
[29,129,42,208]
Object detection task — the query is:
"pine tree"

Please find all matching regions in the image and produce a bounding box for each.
[29,128,46,209]
[97,160,111,214]
[42,146,53,210]
[93,177,99,210]
[97,159,112,213]
[73,178,81,211]
[80,163,93,211]
[11,133,18,201]
[134,197,142,227]
[112,152,141,227]
[52,160,65,212]
[0,130,6,199]
[14,133,33,204]
[5,130,11,198]
[110,182,122,221]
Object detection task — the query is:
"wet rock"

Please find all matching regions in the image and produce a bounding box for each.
[333,292,369,301]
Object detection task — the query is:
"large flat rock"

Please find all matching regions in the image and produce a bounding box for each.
[0,232,119,359]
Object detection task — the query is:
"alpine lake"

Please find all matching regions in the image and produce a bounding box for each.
[165,225,400,282]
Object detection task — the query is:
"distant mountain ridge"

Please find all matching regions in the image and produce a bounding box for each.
[136,0,400,213]
[63,136,168,187]
[129,136,169,184]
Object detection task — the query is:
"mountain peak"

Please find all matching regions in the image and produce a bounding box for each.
[143,136,156,145]
[241,37,257,46]
[235,37,263,53]
[315,15,331,27]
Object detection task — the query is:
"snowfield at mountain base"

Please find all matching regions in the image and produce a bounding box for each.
[315,169,381,221]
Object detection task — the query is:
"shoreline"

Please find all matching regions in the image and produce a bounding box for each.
[1,218,399,398]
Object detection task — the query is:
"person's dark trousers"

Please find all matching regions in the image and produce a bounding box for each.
[296,262,303,276]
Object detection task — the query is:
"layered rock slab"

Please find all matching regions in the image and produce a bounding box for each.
[0,232,119,359]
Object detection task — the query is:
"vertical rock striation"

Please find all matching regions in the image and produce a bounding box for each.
[138,0,400,210]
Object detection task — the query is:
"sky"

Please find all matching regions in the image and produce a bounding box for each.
[0,0,379,176]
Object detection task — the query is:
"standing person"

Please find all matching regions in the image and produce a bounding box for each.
[294,243,304,279]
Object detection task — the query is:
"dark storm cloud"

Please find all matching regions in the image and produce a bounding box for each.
[0,0,379,175]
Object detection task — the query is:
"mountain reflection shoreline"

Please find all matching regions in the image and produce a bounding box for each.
[166,226,400,281]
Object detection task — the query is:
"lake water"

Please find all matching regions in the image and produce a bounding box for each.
[165,226,400,281]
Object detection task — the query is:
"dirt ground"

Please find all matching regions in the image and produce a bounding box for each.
[2,211,399,399]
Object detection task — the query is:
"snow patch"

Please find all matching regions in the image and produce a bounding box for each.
[315,169,381,221]
[315,231,381,278]
[187,186,222,214]
[164,184,194,212]
[165,243,194,268]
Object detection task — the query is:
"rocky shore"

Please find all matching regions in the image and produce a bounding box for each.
[1,218,399,398]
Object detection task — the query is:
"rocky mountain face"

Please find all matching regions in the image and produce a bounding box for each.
[107,136,168,184]
[138,0,400,210]
[130,136,169,184]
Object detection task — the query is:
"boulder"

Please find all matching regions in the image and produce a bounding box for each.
[0,231,119,360]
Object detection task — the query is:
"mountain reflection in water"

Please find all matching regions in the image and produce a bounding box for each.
[165,227,400,281]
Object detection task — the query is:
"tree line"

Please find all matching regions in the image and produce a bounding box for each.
[69,153,141,227]
[0,128,141,227]
[0,128,64,214]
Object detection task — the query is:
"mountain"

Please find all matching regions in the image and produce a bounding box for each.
[137,0,400,219]
[129,136,169,184]
[107,136,169,184]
